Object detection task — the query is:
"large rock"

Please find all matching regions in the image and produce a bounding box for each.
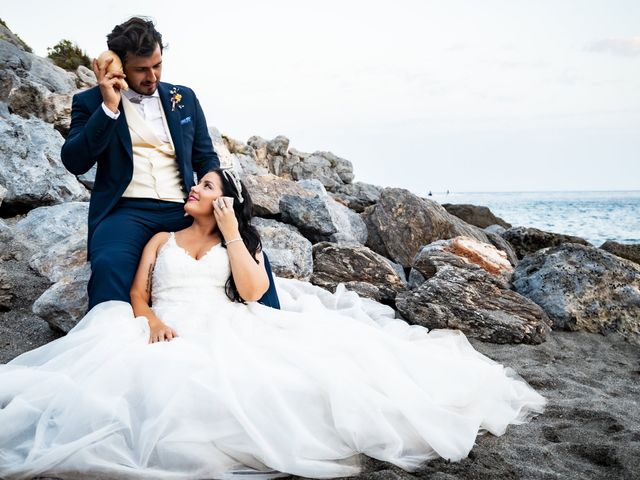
[442,203,512,229]
[0,32,78,126]
[290,151,354,190]
[0,114,88,215]
[9,203,89,296]
[408,236,513,287]
[32,263,90,333]
[502,226,590,259]
[362,188,488,268]
[280,180,367,244]
[600,240,640,266]
[243,174,314,216]
[330,182,382,213]
[484,230,519,266]
[41,92,73,136]
[253,217,313,281]
[311,242,406,302]
[513,243,640,342]
[397,236,551,344]
[245,135,354,190]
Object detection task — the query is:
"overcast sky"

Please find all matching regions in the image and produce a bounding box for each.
[3,0,639,193]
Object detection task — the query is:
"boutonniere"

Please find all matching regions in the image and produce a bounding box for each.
[170,87,184,111]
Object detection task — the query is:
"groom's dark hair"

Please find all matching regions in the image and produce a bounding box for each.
[107,16,165,65]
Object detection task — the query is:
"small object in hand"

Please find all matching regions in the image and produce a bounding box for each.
[96,50,129,90]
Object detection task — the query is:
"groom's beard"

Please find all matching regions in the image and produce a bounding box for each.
[132,82,157,95]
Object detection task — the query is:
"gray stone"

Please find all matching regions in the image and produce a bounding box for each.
[280,180,367,244]
[76,65,97,88]
[32,263,90,333]
[512,243,640,342]
[41,92,73,136]
[247,135,269,169]
[253,217,313,281]
[397,267,551,345]
[0,114,88,214]
[600,240,640,266]
[362,188,488,268]
[410,236,514,285]
[443,203,512,229]
[236,153,267,176]
[290,151,354,190]
[502,226,590,259]
[330,182,382,212]
[77,164,97,190]
[12,202,88,257]
[311,242,406,302]
[267,135,289,157]
[397,236,550,345]
[243,174,314,216]
[485,231,519,266]
[485,224,507,235]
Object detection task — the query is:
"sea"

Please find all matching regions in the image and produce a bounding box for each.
[427,190,640,247]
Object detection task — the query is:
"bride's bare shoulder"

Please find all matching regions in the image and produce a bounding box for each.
[147,231,172,252]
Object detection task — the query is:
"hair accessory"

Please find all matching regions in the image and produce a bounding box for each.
[221,168,244,204]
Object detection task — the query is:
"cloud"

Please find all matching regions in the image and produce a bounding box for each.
[585,37,640,57]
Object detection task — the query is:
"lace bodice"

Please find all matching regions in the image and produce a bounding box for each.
[151,232,231,307]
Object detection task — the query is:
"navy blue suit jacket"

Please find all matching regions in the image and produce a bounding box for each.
[61,81,219,253]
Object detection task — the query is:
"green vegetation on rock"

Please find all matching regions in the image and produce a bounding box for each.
[47,39,90,71]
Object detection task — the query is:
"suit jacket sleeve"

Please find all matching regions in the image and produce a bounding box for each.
[61,93,121,175]
[190,91,220,180]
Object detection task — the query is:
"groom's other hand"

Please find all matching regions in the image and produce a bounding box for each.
[92,57,127,114]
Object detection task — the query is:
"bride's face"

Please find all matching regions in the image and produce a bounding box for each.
[184,172,224,216]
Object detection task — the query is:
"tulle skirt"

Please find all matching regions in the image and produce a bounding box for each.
[0,278,546,479]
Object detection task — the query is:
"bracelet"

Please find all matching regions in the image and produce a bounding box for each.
[224,237,243,246]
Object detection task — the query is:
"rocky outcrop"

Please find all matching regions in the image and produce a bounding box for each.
[32,263,90,333]
[280,180,367,244]
[398,237,551,344]
[502,226,590,259]
[246,135,354,190]
[253,217,313,281]
[512,243,640,342]
[0,27,79,131]
[330,182,382,212]
[0,113,88,215]
[311,242,406,302]
[442,203,512,229]
[600,240,640,265]
[7,203,90,331]
[362,188,488,268]
[243,174,314,216]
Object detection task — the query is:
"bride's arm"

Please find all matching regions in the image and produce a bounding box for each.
[130,232,177,343]
[214,202,269,302]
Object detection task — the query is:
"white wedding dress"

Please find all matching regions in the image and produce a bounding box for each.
[0,232,546,479]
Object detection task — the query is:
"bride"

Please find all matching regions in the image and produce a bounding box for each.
[0,168,546,480]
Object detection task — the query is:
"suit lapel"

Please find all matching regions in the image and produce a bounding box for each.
[116,104,133,159]
[158,83,185,163]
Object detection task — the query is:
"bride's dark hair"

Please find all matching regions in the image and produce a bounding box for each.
[208,168,262,303]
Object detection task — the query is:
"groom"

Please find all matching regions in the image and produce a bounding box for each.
[61,17,279,311]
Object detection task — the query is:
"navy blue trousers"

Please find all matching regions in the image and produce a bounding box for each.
[88,198,280,311]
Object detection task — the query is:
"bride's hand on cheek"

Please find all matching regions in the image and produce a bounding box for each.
[212,198,240,239]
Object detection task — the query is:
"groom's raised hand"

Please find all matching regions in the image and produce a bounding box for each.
[92,57,127,114]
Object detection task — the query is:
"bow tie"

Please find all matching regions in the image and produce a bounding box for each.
[128,95,145,104]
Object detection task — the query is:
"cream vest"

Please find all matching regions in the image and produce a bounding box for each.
[121,95,185,202]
